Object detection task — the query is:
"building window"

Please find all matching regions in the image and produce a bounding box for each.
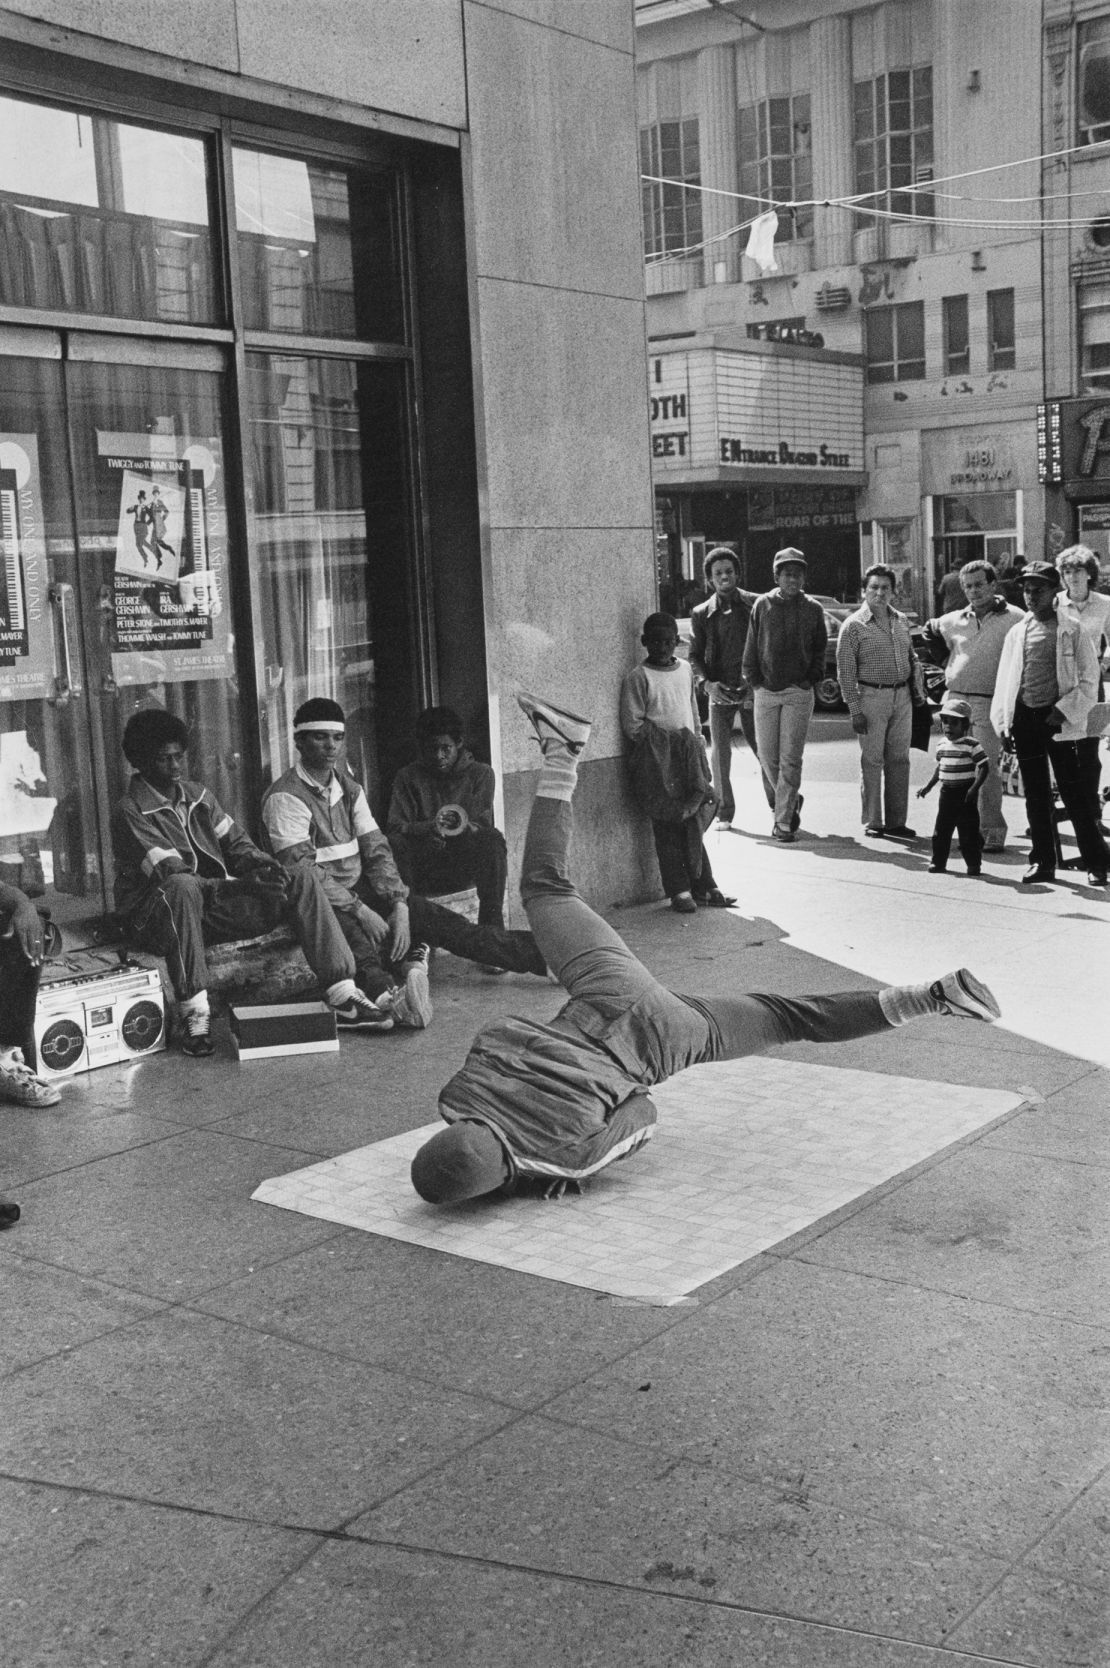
[986,288,1015,371]
[1079,282,1110,391]
[864,301,925,383]
[737,96,813,240]
[640,120,702,258]
[942,295,969,376]
[853,68,934,219]
[0,91,216,323]
[1079,17,1110,145]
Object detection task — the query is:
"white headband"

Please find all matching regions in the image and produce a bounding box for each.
[294,721,345,736]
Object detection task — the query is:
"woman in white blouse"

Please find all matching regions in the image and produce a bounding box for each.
[1055,545,1110,827]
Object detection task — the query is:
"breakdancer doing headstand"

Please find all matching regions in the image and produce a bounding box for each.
[410,693,1001,1204]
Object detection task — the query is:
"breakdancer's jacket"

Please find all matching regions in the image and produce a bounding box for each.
[437,999,664,1182]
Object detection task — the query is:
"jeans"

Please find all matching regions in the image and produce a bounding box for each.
[753,685,814,836]
[392,826,509,927]
[346,881,547,983]
[930,783,982,872]
[708,699,774,820]
[1011,701,1110,874]
[0,931,42,1064]
[520,795,889,1083]
[126,866,355,1001]
[650,817,715,899]
[964,695,1007,849]
[856,685,912,829]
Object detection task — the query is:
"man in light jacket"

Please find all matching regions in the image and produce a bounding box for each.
[991,562,1107,886]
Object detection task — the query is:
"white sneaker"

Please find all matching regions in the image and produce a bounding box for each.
[331,989,394,1032]
[390,952,433,1029]
[516,691,592,753]
[930,969,1001,1023]
[0,1047,62,1107]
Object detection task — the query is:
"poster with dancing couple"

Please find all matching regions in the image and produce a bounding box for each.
[99,433,232,687]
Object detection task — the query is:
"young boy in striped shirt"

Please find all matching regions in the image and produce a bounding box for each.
[916,697,990,876]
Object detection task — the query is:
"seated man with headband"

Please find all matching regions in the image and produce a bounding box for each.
[262,699,548,1013]
[410,691,1002,1205]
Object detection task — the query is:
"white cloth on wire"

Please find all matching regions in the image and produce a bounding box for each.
[744,209,779,275]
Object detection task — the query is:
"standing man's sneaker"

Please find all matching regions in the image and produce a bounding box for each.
[180,1010,215,1058]
[929,969,1001,1023]
[789,793,804,834]
[771,828,796,843]
[391,944,433,1029]
[885,825,917,841]
[864,823,884,837]
[1021,865,1055,885]
[670,892,698,913]
[693,888,736,908]
[516,691,592,753]
[331,989,395,1032]
[0,1047,62,1106]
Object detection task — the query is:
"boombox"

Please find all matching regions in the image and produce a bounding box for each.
[34,956,167,1077]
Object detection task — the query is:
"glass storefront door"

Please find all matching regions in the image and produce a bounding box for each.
[0,332,239,936]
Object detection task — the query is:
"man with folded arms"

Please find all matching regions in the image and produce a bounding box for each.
[922,559,1023,852]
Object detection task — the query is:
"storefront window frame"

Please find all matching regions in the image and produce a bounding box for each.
[0,62,438,897]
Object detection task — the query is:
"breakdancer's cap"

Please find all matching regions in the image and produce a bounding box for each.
[293,696,346,735]
[410,1119,510,1204]
[773,546,807,572]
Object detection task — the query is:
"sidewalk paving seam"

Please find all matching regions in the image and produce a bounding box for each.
[255,1523,1041,1665]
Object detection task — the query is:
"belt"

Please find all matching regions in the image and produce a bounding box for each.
[858,679,909,689]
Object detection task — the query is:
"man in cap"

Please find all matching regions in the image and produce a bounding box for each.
[261,699,547,1004]
[921,559,1024,852]
[409,690,1002,1207]
[741,548,827,842]
[991,561,1108,886]
[112,709,388,1056]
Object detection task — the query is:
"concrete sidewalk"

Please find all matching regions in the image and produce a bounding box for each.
[2,753,1108,1666]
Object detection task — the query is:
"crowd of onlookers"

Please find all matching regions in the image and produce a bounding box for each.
[622,543,1109,908]
[1,541,1106,1126]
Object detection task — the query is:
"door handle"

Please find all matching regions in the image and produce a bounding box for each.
[48,581,83,703]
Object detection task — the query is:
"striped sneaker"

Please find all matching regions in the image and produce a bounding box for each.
[516,691,592,754]
[929,969,1001,1023]
[331,989,395,1032]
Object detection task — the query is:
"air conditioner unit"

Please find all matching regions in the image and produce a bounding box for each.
[816,283,852,311]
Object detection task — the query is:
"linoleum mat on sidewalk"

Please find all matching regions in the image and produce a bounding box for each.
[252,1059,1023,1304]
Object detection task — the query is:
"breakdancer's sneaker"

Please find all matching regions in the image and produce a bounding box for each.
[517,691,592,753]
[930,969,1001,1023]
[391,944,433,1029]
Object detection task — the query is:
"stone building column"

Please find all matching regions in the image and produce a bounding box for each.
[809,14,853,268]
[697,44,739,284]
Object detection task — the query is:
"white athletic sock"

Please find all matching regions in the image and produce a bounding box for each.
[536,740,579,802]
[179,989,210,1017]
[878,982,935,1027]
[325,978,357,1007]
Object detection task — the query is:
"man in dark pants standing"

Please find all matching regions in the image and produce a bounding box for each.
[689,547,773,829]
[991,562,1109,886]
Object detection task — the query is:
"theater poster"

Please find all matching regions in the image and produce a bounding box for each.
[98,431,233,686]
[0,434,54,704]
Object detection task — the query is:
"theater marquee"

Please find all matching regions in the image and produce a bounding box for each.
[648,343,865,482]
